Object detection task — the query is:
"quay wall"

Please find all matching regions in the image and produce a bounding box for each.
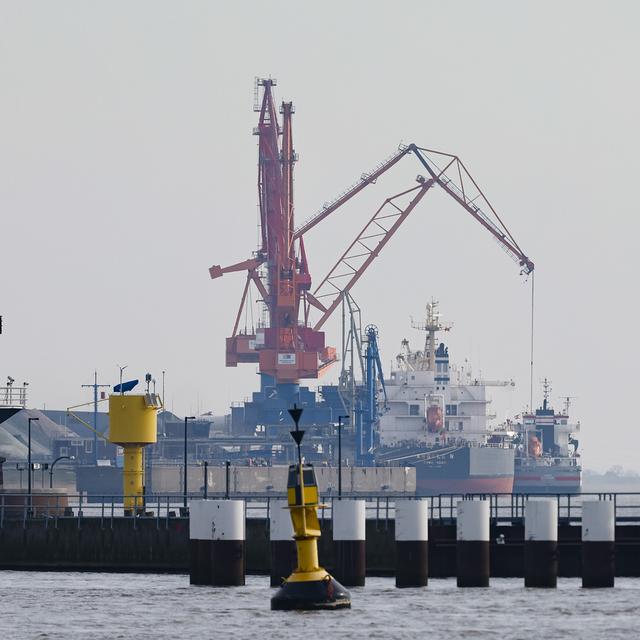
[2,518,640,577]
[152,465,416,495]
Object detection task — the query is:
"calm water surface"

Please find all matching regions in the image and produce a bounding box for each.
[0,572,638,639]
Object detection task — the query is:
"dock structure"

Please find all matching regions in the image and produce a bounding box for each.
[268,499,296,587]
[524,498,558,588]
[0,492,635,583]
[394,499,429,587]
[456,500,490,587]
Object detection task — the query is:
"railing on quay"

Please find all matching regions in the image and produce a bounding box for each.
[1,491,637,530]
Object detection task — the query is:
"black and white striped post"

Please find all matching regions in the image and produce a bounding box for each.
[189,500,214,585]
[582,500,615,588]
[456,499,490,587]
[524,498,558,588]
[395,499,428,588]
[269,499,296,587]
[333,499,366,587]
[210,499,246,586]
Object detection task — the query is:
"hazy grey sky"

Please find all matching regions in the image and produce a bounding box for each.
[1,1,638,471]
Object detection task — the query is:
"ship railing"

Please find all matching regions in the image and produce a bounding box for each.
[518,456,580,467]
[0,385,28,408]
[2,491,640,529]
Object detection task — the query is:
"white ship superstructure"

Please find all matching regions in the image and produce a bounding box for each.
[377,301,516,495]
[513,380,582,493]
[379,301,513,448]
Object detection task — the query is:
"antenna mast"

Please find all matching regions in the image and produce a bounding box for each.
[411,299,452,371]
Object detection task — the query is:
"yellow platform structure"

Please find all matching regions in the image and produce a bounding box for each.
[108,393,161,513]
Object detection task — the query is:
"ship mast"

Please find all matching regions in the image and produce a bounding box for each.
[541,377,551,411]
[411,300,452,371]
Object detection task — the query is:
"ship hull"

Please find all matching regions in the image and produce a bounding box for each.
[414,446,514,496]
[514,464,582,494]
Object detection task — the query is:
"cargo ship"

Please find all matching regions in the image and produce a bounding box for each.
[377,301,515,495]
[512,380,581,493]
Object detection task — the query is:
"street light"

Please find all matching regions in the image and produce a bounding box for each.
[50,455,75,488]
[337,415,349,499]
[183,416,196,512]
[27,417,39,515]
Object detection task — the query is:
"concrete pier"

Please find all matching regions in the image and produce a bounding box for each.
[456,500,490,587]
[4,495,640,580]
[332,500,366,587]
[209,500,245,586]
[189,500,214,585]
[269,499,296,587]
[582,500,615,588]
[395,499,428,588]
[525,499,558,588]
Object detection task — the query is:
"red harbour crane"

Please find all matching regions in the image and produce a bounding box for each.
[209,79,533,385]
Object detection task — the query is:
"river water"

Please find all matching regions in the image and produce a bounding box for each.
[1,572,639,639]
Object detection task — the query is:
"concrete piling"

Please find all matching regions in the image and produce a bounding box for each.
[269,499,296,587]
[210,500,245,586]
[188,500,214,585]
[333,499,366,586]
[524,498,558,588]
[456,500,490,587]
[395,499,428,588]
[582,500,615,588]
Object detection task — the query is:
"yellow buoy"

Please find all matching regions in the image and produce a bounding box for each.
[271,405,351,610]
[108,393,161,513]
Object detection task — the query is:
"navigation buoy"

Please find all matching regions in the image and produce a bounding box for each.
[271,405,351,611]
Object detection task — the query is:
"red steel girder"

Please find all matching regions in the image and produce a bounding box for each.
[309,179,434,331]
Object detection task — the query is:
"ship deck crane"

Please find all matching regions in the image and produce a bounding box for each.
[209,80,534,389]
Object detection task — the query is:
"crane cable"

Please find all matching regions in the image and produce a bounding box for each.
[529,270,535,412]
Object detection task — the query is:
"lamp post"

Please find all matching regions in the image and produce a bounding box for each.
[337,415,349,499]
[27,417,39,515]
[183,416,195,512]
[50,455,74,488]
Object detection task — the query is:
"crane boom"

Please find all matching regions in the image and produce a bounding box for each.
[293,148,411,239]
[309,180,434,331]
[411,146,533,274]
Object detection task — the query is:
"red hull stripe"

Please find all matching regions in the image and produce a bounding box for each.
[417,477,514,494]
[517,475,580,481]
